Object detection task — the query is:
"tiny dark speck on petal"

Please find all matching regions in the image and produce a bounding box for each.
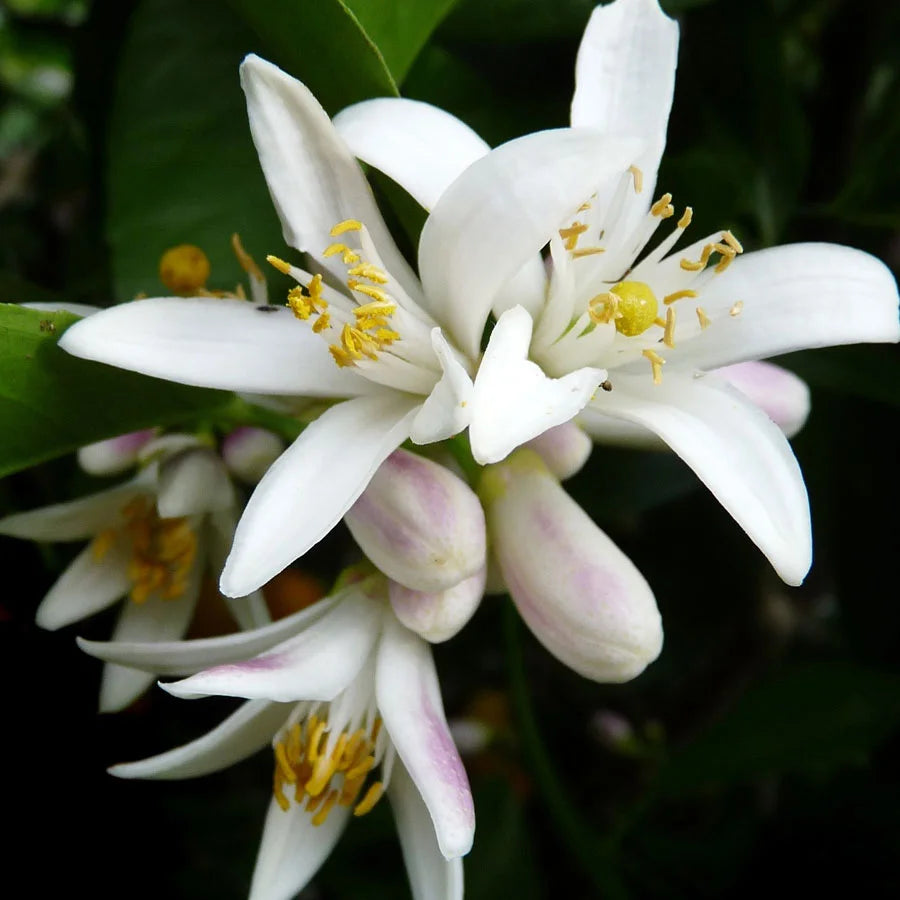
[256,305,278,313]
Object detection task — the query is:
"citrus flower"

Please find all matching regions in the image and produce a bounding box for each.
[58,53,640,598]
[0,433,266,711]
[332,0,900,586]
[78,575,473,900]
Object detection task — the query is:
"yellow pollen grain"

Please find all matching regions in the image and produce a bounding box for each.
[558,222,589,250]
[330,219,363,236]
[266,254,292,275]
[231,233,264,282]
[629,165,644,193]
[730,300,744,317]
[663,307,677,348]
[677,207,693,229]
[696,306,711,329]
[353,782,384,817]
[650,193,674,217]
[642,349,666,385]
[664,289,698,306]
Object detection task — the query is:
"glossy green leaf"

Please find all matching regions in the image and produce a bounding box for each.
[0,305,229,478]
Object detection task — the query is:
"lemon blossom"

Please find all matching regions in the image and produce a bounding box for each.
[333,0,900,586]
[78,576,472,900]
[59,54,640,600]
[0,433,266,711]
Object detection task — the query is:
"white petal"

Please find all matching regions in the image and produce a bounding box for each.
[77,594,338,676]
[669,243,900,370]
[59,296,365,397]
[470,306,606,464]
[409,330,474,445]
[0,472,152,541]
[36,541,130,630]
[162,587,384,702]
[570,0,679,200]
[524,421,593,480]
[419,129,643,358]
[490,256,549,322]
[249,795,350,900]
[389,760,465,900]
[240,55,422,305]
[577,407,661,448]
[334,98,489,211]
[376,616,474,859]
[713,361,811,438]
[593,371,812,584]
[220,393,421,597]
[157,448,234,518]
[110,700,292,779]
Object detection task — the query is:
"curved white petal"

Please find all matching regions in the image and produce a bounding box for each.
[592,371,812,585]
[389,760,465,900]
[713,361,811,438]
[571,0,679,197]
[420,129,643,358]
[0,472,152,541]
[668,243,900,370]
[162,588,383,702]
[157,448,234,518]
[77,594,338,676]
[490,256,549,322]
[36,541,130,630]
[577,407,661,448]
[376,616,474,859]
[110,700,292,780]
[470,306,606,464]
[524,421,593,480]
[59,296,365,397]
[249,795,350,900]
[409,330,474,444]
[240,54,422,305]
[334,98,489,211]
[221,393,421,597]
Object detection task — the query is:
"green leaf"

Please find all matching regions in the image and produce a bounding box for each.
[0,305,229,478]
[661,661,900,794]
[106,0,284,302]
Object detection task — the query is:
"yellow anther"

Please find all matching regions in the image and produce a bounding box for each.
[608,281,659,337]
[370,717,383,743]
[311,789,340,826]
[345,755,376,782]
[312,313,331,334]
[231,233,264,283]
[663,307,677,348]
[353,781,384,817]
[729,300,744,317]
[588,292,620,325]
[330,219,363,236]
[305,753,339,797]
[650,193,674,217]
[307,720,327,763]
[696,307,711,329]
[273,778,290,812]
[714,247,737,273]
[629,165,644,193]
[577,200,592,212]
[159,244,211,294]
[354,300,397,319]
[274,742,297,784]
[92,529,116,562]
[266,255,292,275]
[642,349,666,385]
[287,286,312,319]
[323,243,360,264]
[677,207,693,229]
[348,281,390,304]
[721,230,744,253]
[329,345,356,368]
[664,289,698,306]
[347,263,388,284]
[340,730,365,770]
[559,222,589,250]
[571,247,606,258]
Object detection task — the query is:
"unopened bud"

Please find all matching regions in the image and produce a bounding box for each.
[222,426,285,484]
[524,421,592,480]
[78,429,156,476]
[389,566,486,643]
[345,449,486,592]
[158,448,234,518]
[479,449,662,682]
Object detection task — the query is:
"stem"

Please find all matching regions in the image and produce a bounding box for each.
[503,602,628,899]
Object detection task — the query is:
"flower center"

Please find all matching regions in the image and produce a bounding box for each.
[272,711,385,825]
[93,496,197,604]
[589,280,659,336]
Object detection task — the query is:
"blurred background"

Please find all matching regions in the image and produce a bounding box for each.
[1,0,899,896]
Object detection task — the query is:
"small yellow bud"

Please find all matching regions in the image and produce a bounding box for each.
[159,244,211,293]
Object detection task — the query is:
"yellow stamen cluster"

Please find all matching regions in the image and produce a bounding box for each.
[287,274,331,333]
[680,229,744,273]
[93,497,196,604]
[272,714,385,825]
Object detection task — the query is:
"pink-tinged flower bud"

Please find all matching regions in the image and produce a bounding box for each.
[78,429,156,476]
[479,449,662,682]
[524,421,592,480]
[713,361,811,438]
[345,449,486,593]
[221,426,285,483]
[389,566,486,643]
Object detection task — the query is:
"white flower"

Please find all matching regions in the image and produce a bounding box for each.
[58,53,639,599]
[332,0,900,587]
[79,576,473,900]
[0,434,266,711]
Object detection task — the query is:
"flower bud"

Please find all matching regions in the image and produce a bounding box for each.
[222,426,285,483]
[78,429,156,476]
[345,449,486,593]
[479,449,662,682]
[158,448,235,517]
[389,566,486,643]
[524,421,592,480]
